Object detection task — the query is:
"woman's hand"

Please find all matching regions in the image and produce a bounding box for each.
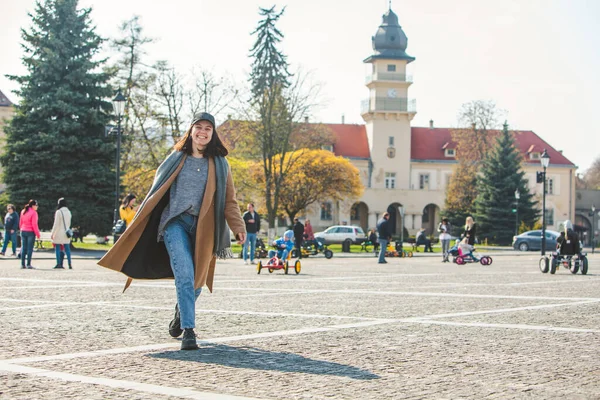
[236,232,246,244]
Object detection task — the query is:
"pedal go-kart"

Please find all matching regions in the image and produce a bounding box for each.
[239,238,269,260]
[539,251,588,275]
[384,242,413,258]
[448,241,492,265]
[291,239,333,259]
[257,253,301,275]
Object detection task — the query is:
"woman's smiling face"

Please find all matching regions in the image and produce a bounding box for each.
[191,120,213,150]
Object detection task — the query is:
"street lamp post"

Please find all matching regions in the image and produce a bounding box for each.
[540,149,550,256]
[592,204,596,254]
[111,89,126,241]
[514,189,520,236]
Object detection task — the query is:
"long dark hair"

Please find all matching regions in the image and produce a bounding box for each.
[173,124,228,157]
[121,193,136,208]
[56,197,67,210]
[23,199,38,214]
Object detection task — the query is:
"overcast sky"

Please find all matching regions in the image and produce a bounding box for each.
[1,0,598,172]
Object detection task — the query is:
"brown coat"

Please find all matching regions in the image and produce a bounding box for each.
[97,156,245,292]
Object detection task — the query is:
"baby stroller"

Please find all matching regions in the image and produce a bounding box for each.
[450,239,492,265]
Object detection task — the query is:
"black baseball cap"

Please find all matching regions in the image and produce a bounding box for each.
[191,112,216,128]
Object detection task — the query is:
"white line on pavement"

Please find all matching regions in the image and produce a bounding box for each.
[0,361,265,400]
[405,319,600,333]
[3,319,396,365]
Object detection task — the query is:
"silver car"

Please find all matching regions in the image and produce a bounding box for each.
[314,225,367,245]
[512,230,560,251]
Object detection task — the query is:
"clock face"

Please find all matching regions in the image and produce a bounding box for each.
[387,88,397,98]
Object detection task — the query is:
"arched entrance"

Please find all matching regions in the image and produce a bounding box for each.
[575,214,592,246]
[386,203,403,237]
[421,203,441,235]
[350,202,369,231]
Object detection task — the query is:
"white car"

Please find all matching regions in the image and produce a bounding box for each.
[314,225,367,245]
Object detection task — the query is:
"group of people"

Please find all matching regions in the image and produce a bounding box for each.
[2,198,74,269]
[240,203,317,264]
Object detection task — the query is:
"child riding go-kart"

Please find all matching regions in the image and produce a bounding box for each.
[257,230,301,275]
[450,237,493,265]
[539,220,588,275]
[291,239,334,259]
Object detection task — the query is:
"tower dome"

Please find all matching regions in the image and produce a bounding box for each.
[367,8,414,63]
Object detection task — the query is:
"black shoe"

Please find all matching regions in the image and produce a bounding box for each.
[378,261,388,264]
[68,265,72,269]
[20,265,26,269]
[181,328,199,350]
[26,265,35,269]
[53,265,65,269]
[169,304,183,338]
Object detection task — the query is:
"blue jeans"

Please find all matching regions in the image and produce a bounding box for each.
[242,232,257,262]
[268,248,289,260]
[21,231,35,267]
[163,214,202,329]
[2,230,17,254]
[378,238,388,263]
[55,243,72,267]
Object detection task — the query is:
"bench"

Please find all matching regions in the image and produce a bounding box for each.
[360,240,380,252]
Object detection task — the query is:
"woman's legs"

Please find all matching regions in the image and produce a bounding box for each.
[20,232,35,267]
[64,244,72,268]
[164,214,199,329]
[1,230,9,254]
[442,239,450,261]
[54,244,62,266]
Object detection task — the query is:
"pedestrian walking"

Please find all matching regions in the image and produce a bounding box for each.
[1,204,19,257]
[438,218,452,262]
[368,228,379,255]
[293,217,304,259]
[376,212,392,264]
[242,203,260,264]
[98,112,246,351]
[51,197,72,269]
[19,200,40,269]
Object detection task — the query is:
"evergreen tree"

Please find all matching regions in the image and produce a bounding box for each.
[474,122,539,244]
[248,5,295,237]
[1,0,114,234]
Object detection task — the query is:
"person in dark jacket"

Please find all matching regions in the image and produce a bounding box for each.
[376,212,392,264]
[242,203,261,264]
[293,218,305,259]
[368,228,379,254]
[1,204,19,257]
[462,216,476,245]
[556,220,581,255]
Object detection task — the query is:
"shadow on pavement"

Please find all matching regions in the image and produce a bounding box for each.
[149,343,380,380]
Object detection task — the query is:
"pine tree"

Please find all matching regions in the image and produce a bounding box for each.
[248,5,294,237]
[1,0,114,234]
[474,122,539,244]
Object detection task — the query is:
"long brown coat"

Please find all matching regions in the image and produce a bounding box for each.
[98,155,245,292]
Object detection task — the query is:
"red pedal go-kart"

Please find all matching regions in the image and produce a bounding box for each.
[257,253,301,275]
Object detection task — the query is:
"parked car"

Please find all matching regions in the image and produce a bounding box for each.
[512,230,560,251]
[314,225,367,245]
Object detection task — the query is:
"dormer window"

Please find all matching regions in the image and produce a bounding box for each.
[444,148,456,157]
[387,64,396,72]
[530,152,540,160]
[322,144,333,152]
[389,136,395,146]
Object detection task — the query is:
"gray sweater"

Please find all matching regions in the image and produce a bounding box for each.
[158,156,209,239]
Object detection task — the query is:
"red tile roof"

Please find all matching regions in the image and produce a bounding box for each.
[0,89,13,107]
[326,124,370,159]
[409,127,574,166]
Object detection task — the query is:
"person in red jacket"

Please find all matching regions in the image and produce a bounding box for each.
[19,199,41,269]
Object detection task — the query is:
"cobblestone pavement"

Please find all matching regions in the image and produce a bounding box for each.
[1,252,599,399]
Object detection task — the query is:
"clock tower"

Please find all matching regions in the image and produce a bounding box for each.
[362,7,415,190]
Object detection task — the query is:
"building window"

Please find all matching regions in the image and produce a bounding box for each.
[387,64,396,72]
[547,178,554,195]
[320,202,333,220]
[321,144,333,152]
[422,207,429,223]
[385,172,396,189]
[530,152,540,160]
[545,208,554,225]
[444,148,455,157]
[389,136,394,146]
[419,174,430,190]
[351,204,360,220]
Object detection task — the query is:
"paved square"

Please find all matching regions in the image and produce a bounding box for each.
[1,252,599,399]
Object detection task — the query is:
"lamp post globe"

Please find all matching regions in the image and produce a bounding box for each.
[540,149,550,255]
[111,89,126,242]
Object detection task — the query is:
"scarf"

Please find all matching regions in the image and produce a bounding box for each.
[138,151,232,258]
